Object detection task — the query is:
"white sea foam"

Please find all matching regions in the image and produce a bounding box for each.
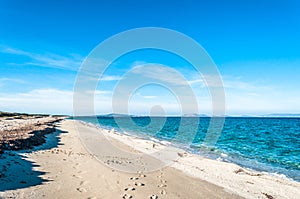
[221,153,228,158]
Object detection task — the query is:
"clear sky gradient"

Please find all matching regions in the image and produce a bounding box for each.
[0,0,300,115]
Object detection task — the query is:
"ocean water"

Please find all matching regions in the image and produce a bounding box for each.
[74,116,300,182]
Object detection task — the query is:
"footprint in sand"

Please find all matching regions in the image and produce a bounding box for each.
[122,193,133,199]
[80,181,89,186]
[76,187,87,192]
[158,184,167,188]
[124,187,136,191]
[149,195,158,199]
[160,190,166,195]
[134,182,145,186]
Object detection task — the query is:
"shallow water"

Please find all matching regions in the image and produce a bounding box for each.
[74,116,300,182]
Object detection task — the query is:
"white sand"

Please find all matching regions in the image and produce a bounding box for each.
[1,119,300,198]
[79,120,300,199]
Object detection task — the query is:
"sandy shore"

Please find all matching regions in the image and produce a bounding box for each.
[1,119,300,198]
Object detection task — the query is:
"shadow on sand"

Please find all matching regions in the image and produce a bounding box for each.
[0,128,68,192]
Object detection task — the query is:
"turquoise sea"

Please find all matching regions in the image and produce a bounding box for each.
[74,116,300,182]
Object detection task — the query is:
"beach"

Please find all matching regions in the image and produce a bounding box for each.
[1,119,300,198]
[2,0,300,198]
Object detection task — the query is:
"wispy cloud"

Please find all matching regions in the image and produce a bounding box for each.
[187,73,271,91]
[0,88,113,115]
[131,64,190,86]
[130,64,231,89]
[223,78,257,90]
[100,75,122,81]
[0,77,26,87]
[130,63,261,93]
[1,85,299,116]
[0,89,73,114]
[84,90,112,95]
[0,46,84,71]
[187,79,204,85]
[0,77,25,84]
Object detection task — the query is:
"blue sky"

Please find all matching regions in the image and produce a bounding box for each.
[0,0,300,115]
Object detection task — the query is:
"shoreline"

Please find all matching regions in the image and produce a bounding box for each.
[1,119,299,198]
[80,120,299,183]
[1,119,240,199]
[77,119,300,198]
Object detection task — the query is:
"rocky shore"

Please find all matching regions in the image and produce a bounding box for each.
[0,112,66,153]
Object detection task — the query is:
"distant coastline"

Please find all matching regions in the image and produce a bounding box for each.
[70,113,300,118]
